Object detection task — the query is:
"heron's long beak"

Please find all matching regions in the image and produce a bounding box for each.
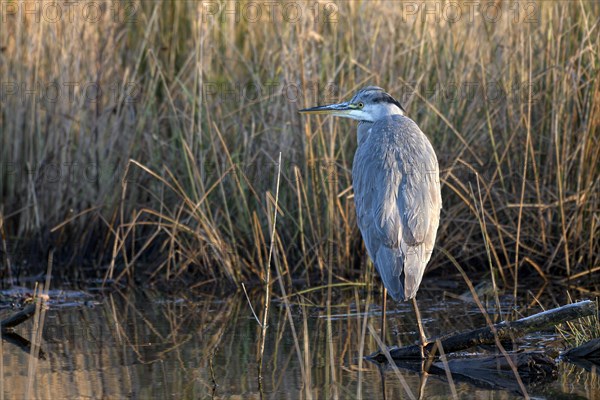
[298,102,356,115]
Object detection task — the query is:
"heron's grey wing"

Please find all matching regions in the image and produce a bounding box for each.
[353,116,441,301]
[353,143,403,299]
[394,117,442,299]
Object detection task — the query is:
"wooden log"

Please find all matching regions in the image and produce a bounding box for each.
[370,300,595,361]
[1,304,46,359]
[1,304,37,329]
[564,338,600,359]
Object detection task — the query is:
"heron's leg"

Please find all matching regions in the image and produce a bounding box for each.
[380,287,387,344]
[411,297,427,359]
[378,362,387,400]
[417,371,429,400]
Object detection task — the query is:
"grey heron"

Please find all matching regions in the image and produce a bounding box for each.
[299,86,442,358]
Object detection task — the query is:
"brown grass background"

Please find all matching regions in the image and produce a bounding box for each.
[0,1,598,291]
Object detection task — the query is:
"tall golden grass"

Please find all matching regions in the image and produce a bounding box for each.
[0,1,598,290]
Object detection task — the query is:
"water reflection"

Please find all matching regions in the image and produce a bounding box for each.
[0,286,597,399]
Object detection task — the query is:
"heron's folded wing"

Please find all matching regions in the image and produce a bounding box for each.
[353,141,403,250]
[352,117,442,300]
[392,118,441,247]
[354,118,440,249]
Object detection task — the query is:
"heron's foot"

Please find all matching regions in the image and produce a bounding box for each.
[412,338,428,359]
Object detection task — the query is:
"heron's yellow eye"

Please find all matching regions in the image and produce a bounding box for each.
[357,102,364,109]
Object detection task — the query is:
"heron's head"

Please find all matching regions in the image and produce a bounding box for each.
[299,86,405,122]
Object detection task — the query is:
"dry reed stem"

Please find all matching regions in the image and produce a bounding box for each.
[25,249,52,398]
[258,152,282,387]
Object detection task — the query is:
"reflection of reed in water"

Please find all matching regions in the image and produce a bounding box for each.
[2,288,239,399]
[1,286,598,399]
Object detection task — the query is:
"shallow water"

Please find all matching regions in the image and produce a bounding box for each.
[0,285,598,399]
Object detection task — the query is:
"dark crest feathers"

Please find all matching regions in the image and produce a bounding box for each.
[355,86,406,113]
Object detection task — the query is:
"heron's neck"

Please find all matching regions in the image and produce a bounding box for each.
[357,121,373,145]
[384,103,405,117]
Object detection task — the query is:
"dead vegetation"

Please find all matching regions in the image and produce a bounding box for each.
[0,1,598,290]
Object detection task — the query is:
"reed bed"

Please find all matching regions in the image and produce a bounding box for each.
[0,1,598,292]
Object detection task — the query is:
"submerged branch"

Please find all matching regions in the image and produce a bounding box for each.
[389,352,556,395]
[370,300,595,361]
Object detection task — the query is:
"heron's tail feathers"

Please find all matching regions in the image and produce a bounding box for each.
[375,245,427,302]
